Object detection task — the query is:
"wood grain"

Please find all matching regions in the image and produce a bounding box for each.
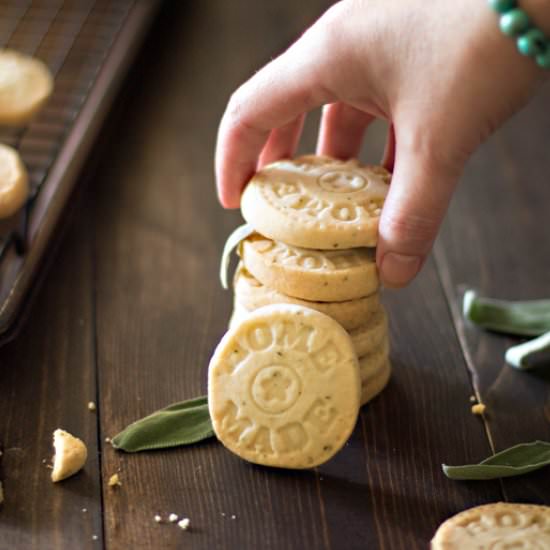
[435,86,550,504]
[92,2,501,549]
[0,186,102,549]
[2,0,550,548]
[93,3,333,549]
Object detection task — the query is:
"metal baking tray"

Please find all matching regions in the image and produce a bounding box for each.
[0,0,159,339]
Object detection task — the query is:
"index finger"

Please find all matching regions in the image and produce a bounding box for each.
[215,34,333,208]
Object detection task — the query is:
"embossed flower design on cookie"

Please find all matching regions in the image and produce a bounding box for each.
[251,365,302,414]
[317,170,366,193]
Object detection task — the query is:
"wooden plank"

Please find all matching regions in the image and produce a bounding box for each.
[314,259,502,549]
[94,3,334,549]
[435,86,550,503]
[0,186,102,549]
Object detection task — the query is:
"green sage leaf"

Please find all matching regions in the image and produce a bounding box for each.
[505,331,550,370]
[443,441,550,480]
[219,223,255,290]
[463,289,550,337]
[111,395,214,452]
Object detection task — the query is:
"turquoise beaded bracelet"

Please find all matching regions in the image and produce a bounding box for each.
[489,0,550,68]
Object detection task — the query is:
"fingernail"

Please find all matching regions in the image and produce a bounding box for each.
[380,253,422,288]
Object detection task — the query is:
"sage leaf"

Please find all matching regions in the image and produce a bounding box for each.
[505,331,550,370]
[112,395,214,452]
[463,289,550,336]
[443,441,550,480]
[219,223,255,290]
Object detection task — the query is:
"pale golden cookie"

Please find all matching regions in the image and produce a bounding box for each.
[0,49,53,125]
[360,360,391,406]
[51,429,87,482]
[239,233,378,302]
[358,338,390,382]
[431,502,550,549]
[231,301,388,358]
[208,304,361,469]
[349,307,388,357]
[240,155,390,249]
[0,143,29,218]
[233,264,379,331]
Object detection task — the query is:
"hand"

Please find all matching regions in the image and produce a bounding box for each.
[215,0,547,287]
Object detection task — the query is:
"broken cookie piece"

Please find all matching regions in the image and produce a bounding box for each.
[51,429,87,482]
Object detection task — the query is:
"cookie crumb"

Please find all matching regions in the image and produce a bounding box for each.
[108,473,121,488]
[168,513,179,523]
[87,401,96,411]
[471,403,486,415]
[178,518,190,530]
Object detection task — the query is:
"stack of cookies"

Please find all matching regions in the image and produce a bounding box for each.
[227,155,392,407]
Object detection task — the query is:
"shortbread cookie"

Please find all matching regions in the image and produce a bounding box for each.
[0,49,53,125]
[239,233,378,302]
[361,360,391,406]
[231,301,389,358]
[51,429,88,482]
[0,144,29,218]
[234,264,379,331]
[358,338,390,382]
[208,304,361,469]
[349,307,388,357]
[240,155,390,249]
[431,502,550,549]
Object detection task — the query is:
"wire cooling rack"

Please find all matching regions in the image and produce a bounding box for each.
[0,0,159,338]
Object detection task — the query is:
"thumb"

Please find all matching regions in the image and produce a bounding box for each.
[376,134,464,288]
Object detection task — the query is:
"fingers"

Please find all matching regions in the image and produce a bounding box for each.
[376,128,464,288]
[381,124,396,172]
[317,102,374,159]
[258,114,305,168]
[215,34,334,209]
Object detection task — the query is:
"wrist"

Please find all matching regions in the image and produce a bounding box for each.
[490,0,550,69]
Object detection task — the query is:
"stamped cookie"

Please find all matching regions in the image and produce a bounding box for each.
[0,49,53,125]
[431,502,550,549]
[208,304,361,468]
[240,155,390,250]
[358,338,390,382]
[360,360,391,406]
[349,307,388,357]
[0,144,29,218]
[231,302,388,358]
[239,233,378,302]
[234,264,379,331]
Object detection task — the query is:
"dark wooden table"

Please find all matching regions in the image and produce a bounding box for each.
[1,2,549,549]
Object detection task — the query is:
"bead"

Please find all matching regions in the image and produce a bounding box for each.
[517,28,548,56]
[500,9,530,36]
[536,48,550,69]
[488,0,516,14]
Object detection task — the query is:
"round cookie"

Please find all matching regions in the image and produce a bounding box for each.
[361,360,391,406]
[240,155,390,250]
[358,338,390,382]
[349,307,388,357]
[0,143,29,218]
[0,49,53,125]
[208,304,361,469]
[239,232,378,302]
[231,302,388,358]
[233,264,379,331]
[431,502,550,549]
